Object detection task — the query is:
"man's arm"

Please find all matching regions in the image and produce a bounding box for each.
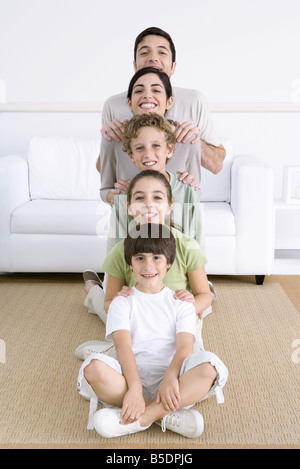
[200,141,226,174]
[99,138,119,203]
[96,154,101,173]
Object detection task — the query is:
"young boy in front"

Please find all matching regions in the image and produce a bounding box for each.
[78,224,228,439]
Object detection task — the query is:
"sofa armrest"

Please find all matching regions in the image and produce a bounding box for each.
[0,155,29,271]
[0,155,30,211]
[231,155,274,274]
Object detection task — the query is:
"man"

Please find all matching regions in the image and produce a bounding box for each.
[100,27,225,175]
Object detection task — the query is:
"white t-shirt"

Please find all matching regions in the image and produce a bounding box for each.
[106,285,196,368]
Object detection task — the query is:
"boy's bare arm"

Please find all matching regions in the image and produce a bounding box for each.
[113,330,142,390]
[156,332,194,411]
[164,332,194,379]
[112,330,145,423]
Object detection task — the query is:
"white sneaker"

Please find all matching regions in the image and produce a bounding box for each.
[157,409,204,438]
[75,340,116,360]
[202,304,212,318]
[94,408,151,438]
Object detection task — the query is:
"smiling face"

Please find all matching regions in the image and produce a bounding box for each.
[127,176,172,225]
[128,126,174,174]
[128,73,173,117]
[130,252,170,294]
[134,34,176,77]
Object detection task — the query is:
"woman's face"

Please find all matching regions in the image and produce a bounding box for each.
[128,73,173,117]
[127,176,172,225]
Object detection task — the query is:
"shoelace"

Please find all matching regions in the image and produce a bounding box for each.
[161,412,181,432]
[87,344,113,354]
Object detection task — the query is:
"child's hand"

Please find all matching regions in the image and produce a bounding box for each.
[156,375,180,412]
[120,388,145,425]
[114,178,130,193]
[106,189,121,204]
[106,178,130,204]
[176,171,199,191]
[173,289,196,308]
[115,285,135,299]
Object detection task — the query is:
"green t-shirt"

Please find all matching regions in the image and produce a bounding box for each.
[102,227,207,292]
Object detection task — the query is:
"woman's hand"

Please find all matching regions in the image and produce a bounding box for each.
[173,289,196,308]
[101,119,128,142]
[115,285,135,299]
[174,121,201,144]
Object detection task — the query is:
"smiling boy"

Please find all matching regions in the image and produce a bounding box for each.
[125,116,174,177]
[78,224,228,439]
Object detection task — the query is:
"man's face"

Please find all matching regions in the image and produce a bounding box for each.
[134,35,176,78]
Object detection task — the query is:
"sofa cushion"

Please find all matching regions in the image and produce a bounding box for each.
[27,136,232,203]
[201,139,232,203]
[11,199,234,238]
[28,137,101,200]
[11,200,111,236]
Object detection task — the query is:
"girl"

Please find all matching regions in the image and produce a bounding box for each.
[77,170,211,360]
[104,170,210,316]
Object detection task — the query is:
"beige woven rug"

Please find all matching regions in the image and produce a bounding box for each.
[0,275,299,449]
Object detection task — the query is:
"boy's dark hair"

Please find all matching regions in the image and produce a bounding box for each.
[124,223,176,267]
[134,27,176,64]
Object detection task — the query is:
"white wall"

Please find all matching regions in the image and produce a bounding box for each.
[0,0,300,197]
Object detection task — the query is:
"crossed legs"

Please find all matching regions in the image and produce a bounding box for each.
[84,358,217,428]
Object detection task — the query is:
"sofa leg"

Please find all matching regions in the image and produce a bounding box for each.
[255,275,265,285]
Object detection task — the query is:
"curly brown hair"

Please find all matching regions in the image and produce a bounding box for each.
[122,113,176,155]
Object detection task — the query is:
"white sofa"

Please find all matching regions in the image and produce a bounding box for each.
[0,136,274,284]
